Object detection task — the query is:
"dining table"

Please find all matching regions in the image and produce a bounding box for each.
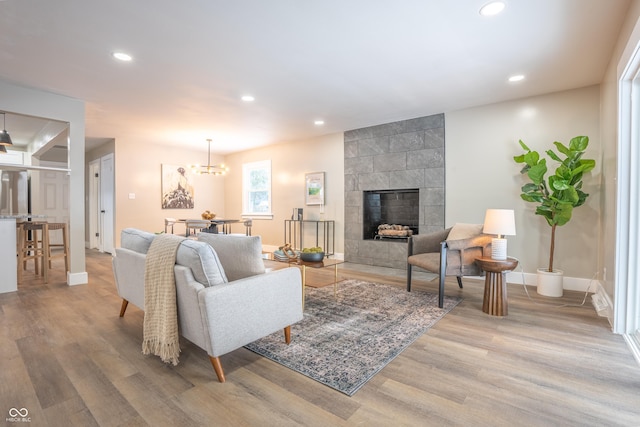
[179,218,241,236]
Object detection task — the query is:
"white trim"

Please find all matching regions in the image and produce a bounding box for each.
[623,333,640,365]
[614,35,640,336]
[505,271,598,293]
[67,271,88,286]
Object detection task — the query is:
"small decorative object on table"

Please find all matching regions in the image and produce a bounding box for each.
[300,247,324,262]
[273,243,298,261]
[201,210,216,220]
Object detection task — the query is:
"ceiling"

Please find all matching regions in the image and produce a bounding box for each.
[0,0,631,156]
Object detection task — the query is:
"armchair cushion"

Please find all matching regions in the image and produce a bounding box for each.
[197,233,266,282]
[445,223,484,245]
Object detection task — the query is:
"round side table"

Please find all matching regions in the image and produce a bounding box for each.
[475,257,519,316]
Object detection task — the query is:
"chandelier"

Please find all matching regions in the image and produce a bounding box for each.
[189,139,228,175]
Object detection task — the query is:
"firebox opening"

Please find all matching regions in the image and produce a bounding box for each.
[363,189,419,240]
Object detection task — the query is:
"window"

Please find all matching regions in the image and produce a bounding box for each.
[242,160,272,218]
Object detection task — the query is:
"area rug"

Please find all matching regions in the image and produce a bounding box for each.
[245,279,462,396]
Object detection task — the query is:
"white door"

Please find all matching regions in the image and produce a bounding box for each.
[38,163,69,246]
[100,154,115,254]
[88,160,100,249]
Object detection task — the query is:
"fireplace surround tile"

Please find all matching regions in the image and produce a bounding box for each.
[344,113,445,268]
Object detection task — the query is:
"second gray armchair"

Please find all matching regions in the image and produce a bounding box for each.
[407,224,492,308]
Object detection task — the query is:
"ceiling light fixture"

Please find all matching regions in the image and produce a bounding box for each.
[112,52,133,62]
[189,139,228,175]
[508,74,525,82]
[314,120,325,126]
[479,1,506,16]
[0,112,13,146]
[241,95,255,102]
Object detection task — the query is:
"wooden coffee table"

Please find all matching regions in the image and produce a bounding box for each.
[475,257,519,316]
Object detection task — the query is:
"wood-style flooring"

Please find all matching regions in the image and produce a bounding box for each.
[1,249,639,426]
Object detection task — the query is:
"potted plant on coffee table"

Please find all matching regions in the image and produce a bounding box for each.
[513,135,596,297]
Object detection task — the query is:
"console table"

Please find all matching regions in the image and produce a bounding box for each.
[284,219,335,256]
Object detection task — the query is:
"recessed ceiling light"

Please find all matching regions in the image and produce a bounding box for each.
[241,95,255,102]
[112,52,132,62]
[314,120,325,126]
[479,1,506,16]
[508,74,525,82]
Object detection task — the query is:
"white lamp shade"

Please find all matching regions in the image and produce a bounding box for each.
[483,209,516,236]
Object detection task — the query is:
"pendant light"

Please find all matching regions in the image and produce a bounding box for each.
[0,112,13,146]
[189,139,228,175]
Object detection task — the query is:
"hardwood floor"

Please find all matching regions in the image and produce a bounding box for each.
[1,250,639,426]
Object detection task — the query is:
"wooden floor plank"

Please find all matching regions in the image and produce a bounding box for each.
[1,249,639,426]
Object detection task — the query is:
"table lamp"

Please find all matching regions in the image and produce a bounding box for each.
[483,209,516,260]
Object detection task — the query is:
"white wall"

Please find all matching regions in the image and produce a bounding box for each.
[599,0,640,301]
[223,133,345,254]
[113,138,226,245]
[446,85,601,279]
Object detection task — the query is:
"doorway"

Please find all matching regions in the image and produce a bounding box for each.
[88,153,114,254]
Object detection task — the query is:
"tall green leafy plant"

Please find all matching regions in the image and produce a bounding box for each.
[514,136,596,272]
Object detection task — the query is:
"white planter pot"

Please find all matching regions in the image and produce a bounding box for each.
[537,268,564,297]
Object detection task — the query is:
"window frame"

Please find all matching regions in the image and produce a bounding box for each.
[241,159,273,219]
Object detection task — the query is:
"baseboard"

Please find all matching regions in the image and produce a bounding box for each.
[591,281,614,325]
[623,333,640,366]
[68,271,88,286]
[505,271,597,292]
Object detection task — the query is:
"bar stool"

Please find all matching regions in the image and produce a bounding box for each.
[17,221,49,284]
[46,222,70,273]
[244,219,252,236]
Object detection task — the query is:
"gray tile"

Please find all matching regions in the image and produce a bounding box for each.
[424,168,445,188]
[390,169,424,189]
[373,152,406,172]
[358,172,390,190]
[344,140,359,158]
[358,136,390,156]
[390,132,425,152]
[424,127,445,148]
[344,156,373,174]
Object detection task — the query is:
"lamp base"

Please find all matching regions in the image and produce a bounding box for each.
[491,238,507,260]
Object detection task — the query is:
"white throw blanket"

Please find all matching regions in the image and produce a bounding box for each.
[142,233,186,365]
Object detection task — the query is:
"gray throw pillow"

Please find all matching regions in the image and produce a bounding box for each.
[197,233,265,282]
[121,228,156,254]
[176,239,228,286]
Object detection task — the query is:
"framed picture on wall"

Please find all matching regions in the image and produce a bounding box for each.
[161,164,195,209]
[305,172,325,205]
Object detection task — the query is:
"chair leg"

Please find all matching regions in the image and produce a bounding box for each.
[284,325,291,344]
[209,356,226,383]
[406,264,412,292]
[438,273,445,308]
[119,299,129,317]
[457,276,463,288]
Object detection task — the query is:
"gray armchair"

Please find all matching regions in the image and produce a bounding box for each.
[407,224,492,308]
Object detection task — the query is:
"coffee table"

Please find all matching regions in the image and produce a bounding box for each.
[288,258,344,309]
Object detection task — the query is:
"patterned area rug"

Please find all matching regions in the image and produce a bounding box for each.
[245,279,462,396]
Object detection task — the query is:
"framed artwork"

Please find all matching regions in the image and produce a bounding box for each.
[161,164,195,209]
[305,172,325,205]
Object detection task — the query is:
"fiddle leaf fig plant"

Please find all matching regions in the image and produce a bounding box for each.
[514,136,596,272]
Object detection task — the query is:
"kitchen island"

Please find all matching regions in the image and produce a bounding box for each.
[0,214,47,293]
